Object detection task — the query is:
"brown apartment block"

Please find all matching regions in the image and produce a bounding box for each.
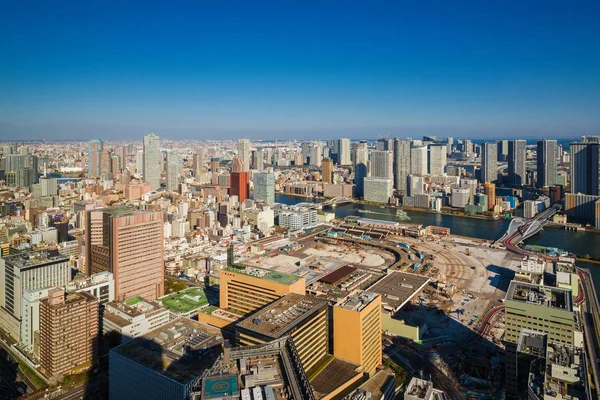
[39,289,98,378]
[86,207,164,301]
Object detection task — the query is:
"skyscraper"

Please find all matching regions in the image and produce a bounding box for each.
[481,142,498,183]
[100,148,112,176]
[253,149,264,172]
[446,137,453,155]
[428,144,447,176]
[497,140,509,161]
[483,181,496,211]
[309,144,322,167]
[338,138,351,165]
[88,139,102,177]
[86,208,164,301]
[536,140,557,188]
[321,158,334,183]
[508,140,527,187]
[370,150,392,179]
[166,151,180,192]
[237,139,251,172]
[393,138,411,194]
[570,137,599,195]
[230,171,250,202]
[143,133,161,190]
[254,173,275,204]
[354,147,369,198]
[410,145,428,176]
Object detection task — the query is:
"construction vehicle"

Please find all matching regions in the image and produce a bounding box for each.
[465,248,471,256]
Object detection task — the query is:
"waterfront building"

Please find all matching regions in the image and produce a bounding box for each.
[230,171,250,202]
[236,293,329,372]
[504,282,575,396]
[143,133,161,190]
[238,138,251,171]
[428,144,447,176]
[354,147,369,198]
[393,138,411,194]
[333,291,382,377]
[0,249,70,341]
[321,158,334,183]
[86,207,164,301]
[410,145,428,176]
[253,172,275,204]
[459,178,478,205]
[165,151,180,192]
[219,265,305,315]
[451,188,470,208]
[537,139,557,188]
[370,150,392,179]
[481,142,498,183]
[275,205,317,229]
[87,139,102,177]
[363,177,393,204]
[484,181,496,211]
[338,138,351,165]
[508,140,527,187]
[564,193,600,228]
[39,289,98,378]
[570,139,599,195]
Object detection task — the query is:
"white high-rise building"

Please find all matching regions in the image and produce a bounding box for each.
[166,151,180,192]
[410,145,428,176]
[253,149,264,172]
[143,133,161,190]
[338,138,351,165]
[309,144,322,167]
[481,142,498,183]
[238,139,251,172]
[393,138,411,193]
[428,144,447,176]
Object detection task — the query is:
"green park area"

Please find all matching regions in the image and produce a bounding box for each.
[158,287,210,314]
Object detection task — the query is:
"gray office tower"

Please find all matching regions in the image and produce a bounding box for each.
[254,173,275,204]
[143,133,161,190]
[508,140,527,187]
[536,140,557,188]
[497,140,509,161]
[393,139,411,194]
[481,142,498,183]
[570,136,600,195]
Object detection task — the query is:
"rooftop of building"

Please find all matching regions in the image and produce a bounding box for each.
[157,287,211,315]
[405,377,433,400]
[224,265,302,285]
[111,318,224,384]
[336,291,379,312]
[517,329,548,355]
[2,248,67,269]
[310,357,362,399]
[506,281,572,311]
[348,370,394,400]
[105,297,166,321]
[368,271,431,312]
[42,290,97,308]
[236,293,328,338]
[66,271,113,291]
[200,306,244,322]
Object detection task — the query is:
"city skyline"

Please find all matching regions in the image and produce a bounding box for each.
[2,1,599,140]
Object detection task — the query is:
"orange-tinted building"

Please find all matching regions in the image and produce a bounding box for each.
[322,158,334,183]
[484,181,496,211]
[219,265,305,315]
[85,207,164,301]
[333,291,382,377]
[230,171,250,202]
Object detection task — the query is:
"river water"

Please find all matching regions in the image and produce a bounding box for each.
[275,194,600,296]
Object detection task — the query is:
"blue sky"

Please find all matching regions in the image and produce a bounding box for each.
[1,1,599,140]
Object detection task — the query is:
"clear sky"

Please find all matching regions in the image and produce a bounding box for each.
[1,1,599,140]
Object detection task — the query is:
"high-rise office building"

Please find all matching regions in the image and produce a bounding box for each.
[370,150,392,179]
[100,148,112,175]
[39,289,98,378]
[570,138,599,195]
[230,171,250,202]
[143,133,161,190]
[219,265,305,315]
[428,144,447,176]
[354,147,369,199]
[410,145,428,176]
[460,178,478,205]
[333,291,382,377]
[5,154,38,187]
[86,208,164,301]
[236,293,329,372]
[165,151,180,192]
[309,144,322,167]
[237,139,251,172]
[446,137,453,155]
[88,139,102,177]
[481,142,498,183]
[497,140,509,161]
[508,140,527,187]
[393,138,411,194]
[363,177,393,204]
[483,181,496,211]
[338,138,351,165]
[0,250,71,341]
[376,138,392,151]
[321,158,334,183]
[253,149,264,172]
[536,140,557,187]
[254,172,275,204]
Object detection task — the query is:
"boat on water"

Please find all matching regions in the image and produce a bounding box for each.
[357,209,375,214]
[396,209,411,221]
